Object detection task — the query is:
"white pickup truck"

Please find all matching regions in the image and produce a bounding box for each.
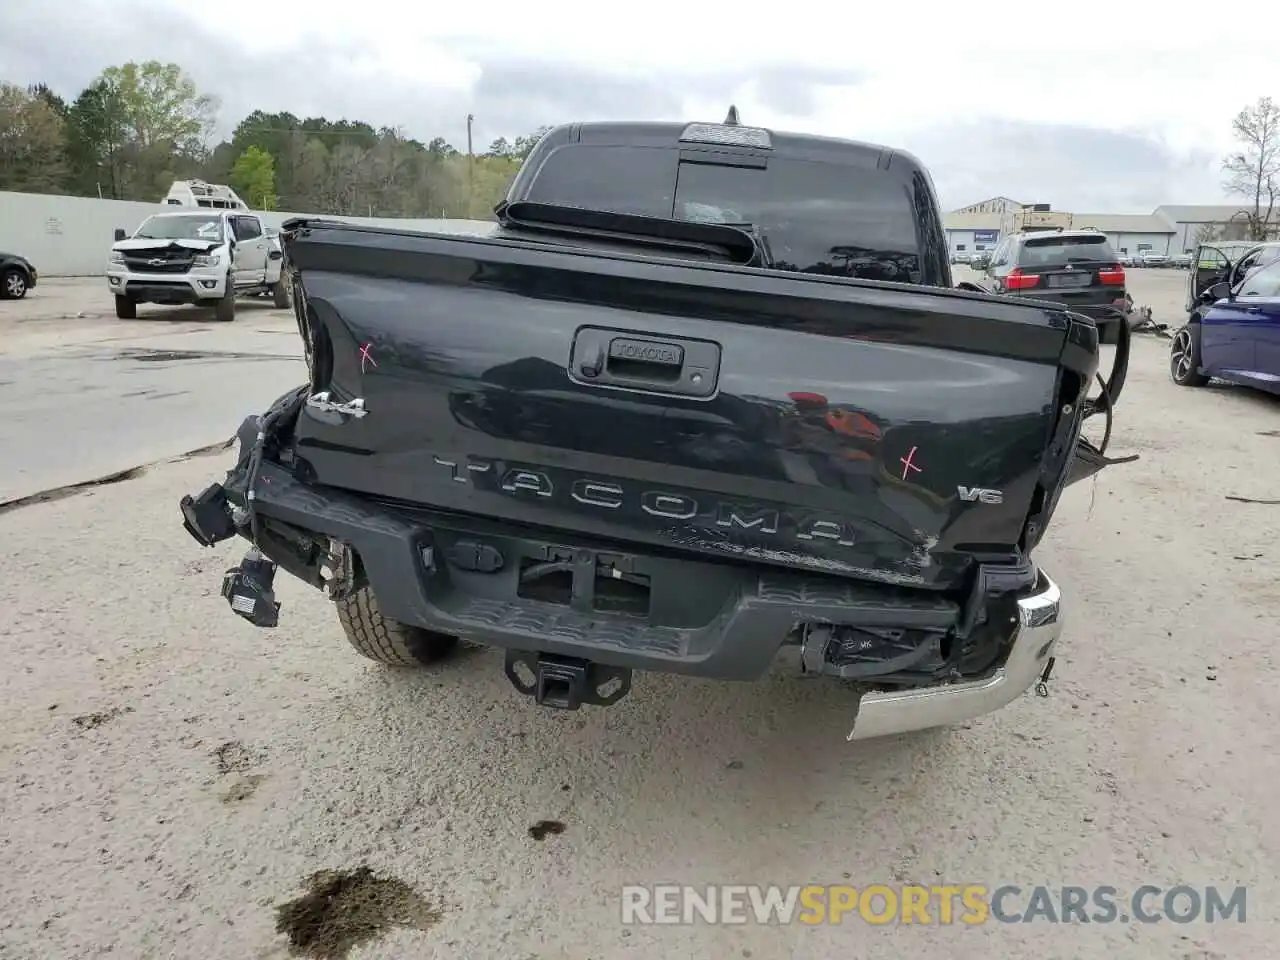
[107,209,288,321]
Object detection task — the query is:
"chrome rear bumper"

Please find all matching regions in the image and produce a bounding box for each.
[848,571,1063,741]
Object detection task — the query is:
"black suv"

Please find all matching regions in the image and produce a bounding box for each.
[978,229,1127,343]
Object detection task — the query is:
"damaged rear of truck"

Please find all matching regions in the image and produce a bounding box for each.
[179,116,1132,740]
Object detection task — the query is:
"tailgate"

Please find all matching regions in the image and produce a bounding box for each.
[282,222,1099,589]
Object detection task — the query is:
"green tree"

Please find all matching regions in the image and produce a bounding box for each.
[469,154,521,217]
[1223,96,1280,241]
[0,83,67,193]
[7,67,553,219]
[101,60,217,152]
[64,79,129,197]
[28,83,67,119]
[230,145,277,209]
[93,60,217,198]
[426,136,457,157]
[512,125,552,161]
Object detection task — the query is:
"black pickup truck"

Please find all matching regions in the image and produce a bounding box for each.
[180,113,1132,740]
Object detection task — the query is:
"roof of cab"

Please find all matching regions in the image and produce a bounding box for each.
[538,120,922,173]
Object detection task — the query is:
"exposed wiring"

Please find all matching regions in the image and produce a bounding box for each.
[243,386,308,547]
[1093,371,1114,456]
[245,427,267,546]
[1081,304,1130,431]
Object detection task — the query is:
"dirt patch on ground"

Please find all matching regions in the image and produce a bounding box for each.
[274,867,442,959]
[220,774,267,804]
[212,740,262,775]
[70,706,134,730]
[527,819,566,841]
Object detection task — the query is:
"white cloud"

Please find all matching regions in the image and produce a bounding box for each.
[4,0,1276,210]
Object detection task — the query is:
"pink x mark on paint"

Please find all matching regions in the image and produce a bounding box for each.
[359,343,378,373]
[899,446,922,481]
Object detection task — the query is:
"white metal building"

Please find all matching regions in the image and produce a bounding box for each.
[943,211,1004,257]
[1068,214,1176,257]
[945,198,1280,260]
[954,196,1023,216]
[1153,205,1280,253]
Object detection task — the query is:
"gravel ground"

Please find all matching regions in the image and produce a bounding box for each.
[1,270,1278,959]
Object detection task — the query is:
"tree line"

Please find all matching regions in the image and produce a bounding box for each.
[0,60,550,219]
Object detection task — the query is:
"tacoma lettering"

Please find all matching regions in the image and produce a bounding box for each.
[429,455,856,546]
[571,480,624,509]
[795,518,856,546]
[501,469,553,497]
[642,492,698,520]
[715,504,780,534]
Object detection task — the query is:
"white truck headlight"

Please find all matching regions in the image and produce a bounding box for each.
[109,251,124,264]
[193,253,221,267]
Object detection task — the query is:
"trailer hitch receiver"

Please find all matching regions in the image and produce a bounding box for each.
[504,651,632,710]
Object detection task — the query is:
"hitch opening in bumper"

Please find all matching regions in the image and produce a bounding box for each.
[504,650,633,710]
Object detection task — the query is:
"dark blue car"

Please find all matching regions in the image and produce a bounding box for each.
[1170,247,1280,395]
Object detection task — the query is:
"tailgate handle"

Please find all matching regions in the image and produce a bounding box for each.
[608,337,684,375]
[570,327,721,398]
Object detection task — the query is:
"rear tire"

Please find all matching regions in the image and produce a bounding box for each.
[270,278,290,308]
[1170,319,1209,387]
[114,295,137,319]
[336,586,460,666]
[214,280,236,322]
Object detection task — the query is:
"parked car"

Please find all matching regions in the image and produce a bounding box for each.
[977,229,1128,343]
[969,251,991,270]
[1185,240,1280,316]
[179,113,1131,740]
[1117,254,1135,267]
[1168,252,1192,269]
[952,251,971,264]
[0,251,38,300]
[1170,251,1280,394]
[1136,250,1168,267]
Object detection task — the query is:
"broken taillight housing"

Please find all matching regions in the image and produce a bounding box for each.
[1004,268,1040,290]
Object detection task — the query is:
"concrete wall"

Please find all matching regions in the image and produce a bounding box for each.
[0,190,487,277]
